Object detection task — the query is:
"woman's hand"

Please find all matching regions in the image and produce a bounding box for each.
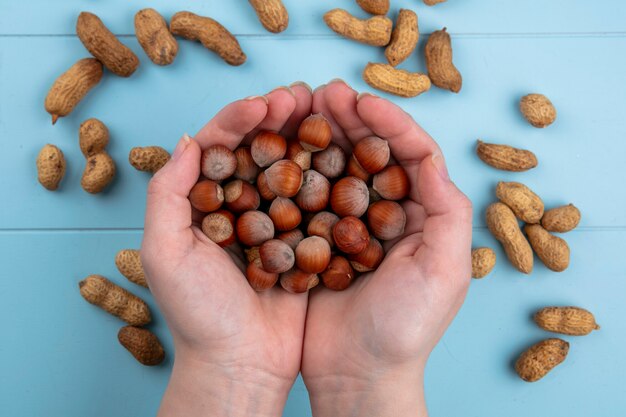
[141,84,313,417]
[301,80,473,417]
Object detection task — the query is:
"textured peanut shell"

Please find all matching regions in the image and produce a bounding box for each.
[525,224,570,272]
[118,326,165,366]
[129,146,170,173]
[81,153,116,194]
[486,203,533,274]
[424,0,447,5]
[476,140,538,172]
[541,204,581,233]
[36,144,66,191]
[77,12,139,77]
[496,181,544,224]
[44,58,103,124]
[79,275,151,325]
[79,118,109,157]
[116,249,148,288]
[385,9,419,67]
[135,8,179,66]
[534,307,600,336]
[515,338,569,382]
[471,247,496,279]
[324,9,392,47]
[520,94,557,128]
[357,0,390,15]
[363,63,431,98]
[170,12,246,66]
[425,28,462,93]
[249,0,289,33]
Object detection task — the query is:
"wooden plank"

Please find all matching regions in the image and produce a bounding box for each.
[1,0,626,35]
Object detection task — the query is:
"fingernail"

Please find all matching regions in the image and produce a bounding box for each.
[289,81,312,93]
[172,134,192,160]
[245,95,269,104]
[356,92,379,101]
[328,78,350,88]
[268,86,296,98]
[431,152,450,181]
[313,83,326,93]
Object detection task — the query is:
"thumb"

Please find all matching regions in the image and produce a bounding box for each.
[143,135,201,250]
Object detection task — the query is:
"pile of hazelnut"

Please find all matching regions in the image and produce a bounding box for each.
[189,114,409,293]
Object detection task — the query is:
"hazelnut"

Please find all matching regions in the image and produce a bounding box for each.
[330,176,369,218]
[189,180,224,213]
[264,160,303,198]
[295,170,331,212]
[372,165,409,200]
[321,256,354,291]
[277,229,305,250]
[333,216,370,254]
[259,239,295,273]
[224,179,260,213]
[268,197,302,231]
[353,136,390,174]
[345,155,371,182]
[201,145,237,181]
[367,200,406,241]
[201,210,236,247]
[286,140,312,171]
[295,236,332,274]
[307,211,340,247]
[312,143,346,178]
[348,237,384,272]
[246,260,279,291]
[251,131,287,167]
[280,269,320,293]
[256,171,277,201]
[236,210,275,246]
[234,146,260,183]
[298,113,332,152]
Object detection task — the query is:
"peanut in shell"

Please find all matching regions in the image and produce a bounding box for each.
[249,0,289,33]
[496,181,544,224]
[324,9,392,47]
[476,140,538,172]
[541,204,581,233]
[515,338,569,382]
[385,9,419,67]
[471,247,496,279]
[36,144,66,191]
[135,8,179,66]
[116,249,148,288]
[486,202,533,274]
[129,146,170,174]
[425,28,462,93]
[534,307,600,336]
[363,63,431,98]
[525,224,570,272]
[118,326,165,366]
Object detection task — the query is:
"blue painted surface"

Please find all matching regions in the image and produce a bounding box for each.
[1,1,625,416]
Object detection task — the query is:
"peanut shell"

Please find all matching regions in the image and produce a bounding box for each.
[357,0,390,15]
[541,204,581,233]
[170,11,246,66]
[77,12,140,77]
[476,140,538,172]
[81,153,116,194]
[79,275,151,325]
[496,181,544,224]
[249,0,289,33]
[129,146,170,174]
[424,0,447,5]
[385,9,419,67]
[36,144,66,191]
[525,224,570,272]
[471,247,496,279]
[486,202,533,274]
[135,8,179,66]
[324,9,392,47]
[425,28,462,93]
[534,307,600,336]
[44,58,103,124]
[515,338,569,382]
[116,249,148,288]
[520,94,556,128]
[118,326,165,366]
[363,63,431,98]
[79,118,109,157]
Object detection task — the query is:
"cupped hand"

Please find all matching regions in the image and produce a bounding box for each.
[141,85,313,417]
[301,81,473,417]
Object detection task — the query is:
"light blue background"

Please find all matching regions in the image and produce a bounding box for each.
[1,1,624,416]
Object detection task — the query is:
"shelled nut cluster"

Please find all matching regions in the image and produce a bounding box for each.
[189,113,410,293]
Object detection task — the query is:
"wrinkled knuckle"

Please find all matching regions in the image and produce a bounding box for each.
[146,175,166,197]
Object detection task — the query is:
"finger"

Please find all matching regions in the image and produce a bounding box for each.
[414,152,473,280]
[320,80,374,148]
[311,82,354,152]
[194,96,269,150]
[356,93,442,203]
[281,82,313,138]
[243,87,298,144]
[143,135,201,256]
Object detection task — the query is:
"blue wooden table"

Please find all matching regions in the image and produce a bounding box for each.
[1,1,625,416]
